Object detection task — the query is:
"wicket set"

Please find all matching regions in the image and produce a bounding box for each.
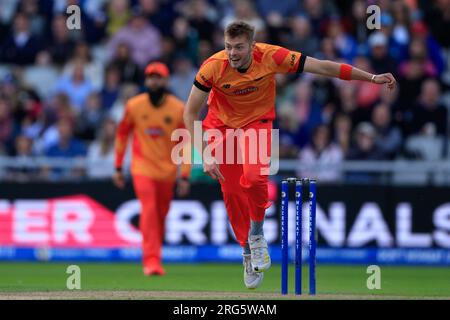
[281,177,316,295]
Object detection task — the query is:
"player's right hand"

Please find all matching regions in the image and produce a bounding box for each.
[112,171,126,189]
[203,162,225,181]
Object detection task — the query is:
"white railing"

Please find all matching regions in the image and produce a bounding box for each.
[1,156,450,185]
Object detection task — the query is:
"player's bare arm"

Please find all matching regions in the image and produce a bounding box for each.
[183,86,225,181]
[303,57,396,90]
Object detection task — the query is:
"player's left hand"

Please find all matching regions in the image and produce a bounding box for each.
[373,73,396,90]
[176,178,190,197]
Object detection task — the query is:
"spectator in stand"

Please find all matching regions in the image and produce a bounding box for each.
[110,43,142,85]
[347,0,370,46]
[184,0,216,43]
[75,92,105,141]
[62,41,104,91]
[409,21,445,75]
[35,93,77,154]
[171,16,199,65]
[106,0,131,37]
[367,31,397,76]
[138,0,176,36]
[346,122,386,183]
[297,124,344,182]
[109,83,140,123]
[411,79,448,136]
[325,17,357,62]
[87,118,118,179]
[347,122,385,161]
[336,82,369,127]
[397,37,438,108]
[107,8,162,68]
[285,15,319,58]
[47,15,75,67]
[43,118,87,180]
[16,0,46,38]
[7,134,38,182]
[371,103,403,159]
[169,54,197,102]
[100,65,121,110]
[0,12,41,65]
[54,60,95,113]
[221,0,266,35]
[0,97,18,155]
[332,113,352,156]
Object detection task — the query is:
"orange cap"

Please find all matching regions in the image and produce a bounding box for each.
[144,62,170,77]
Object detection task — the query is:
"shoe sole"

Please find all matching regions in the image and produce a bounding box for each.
[245,273,264,289]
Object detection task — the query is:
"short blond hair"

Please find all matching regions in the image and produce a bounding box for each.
[225,21,255,41]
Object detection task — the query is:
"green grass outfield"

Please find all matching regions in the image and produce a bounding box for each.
[0,262,449,299]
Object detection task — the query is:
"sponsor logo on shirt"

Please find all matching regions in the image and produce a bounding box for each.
[233,86,258,95]
[290,53,296,67]
[145,127,164,137]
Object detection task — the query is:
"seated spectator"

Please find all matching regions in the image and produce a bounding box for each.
[110,43,142,84]
[43,119,87,180]
[372,103,402,159]
[62,41,104,91]
[184,0,216,42]
[346,122,386,183]
[106,0,131,36]
[47,14,76,66]
[325,17,357,62]
[0,97,18,155]
[35,93,77,154]
[17,0,46,37]
[0,12,41,65]
[297,124,344,183]
[347,122,385,160]
[75,92,105,141]
[285,15,319,58]
[367,31,397,75]
[100,66,121,110]
[279,80,323,148]
[398,38,439,78]
[54,60,95,112]
[107,9,162,68]
[169,54,197,102]
[332,113,352,156]
[7,134,38,182]
[171,16,200,64]
[109,83,139,123]
[87,118,117,179]
[221,0,266,35]
[411,78,447,136]
[23,51,59,99]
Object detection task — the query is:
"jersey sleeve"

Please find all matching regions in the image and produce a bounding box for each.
[193,58,217,92]
[114,103,134,169]
[268,45,307,74]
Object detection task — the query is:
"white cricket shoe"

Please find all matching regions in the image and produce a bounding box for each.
[243,254,264,289]
[249,235,271,272]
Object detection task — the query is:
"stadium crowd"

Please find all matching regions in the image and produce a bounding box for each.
[0,0,449,182]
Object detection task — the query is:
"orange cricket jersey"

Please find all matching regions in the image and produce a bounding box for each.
[115,93,190,181]
[194,43,306,129]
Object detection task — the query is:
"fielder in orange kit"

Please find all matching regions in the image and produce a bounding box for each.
[113,62,191,276]
[183,21,396,289]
